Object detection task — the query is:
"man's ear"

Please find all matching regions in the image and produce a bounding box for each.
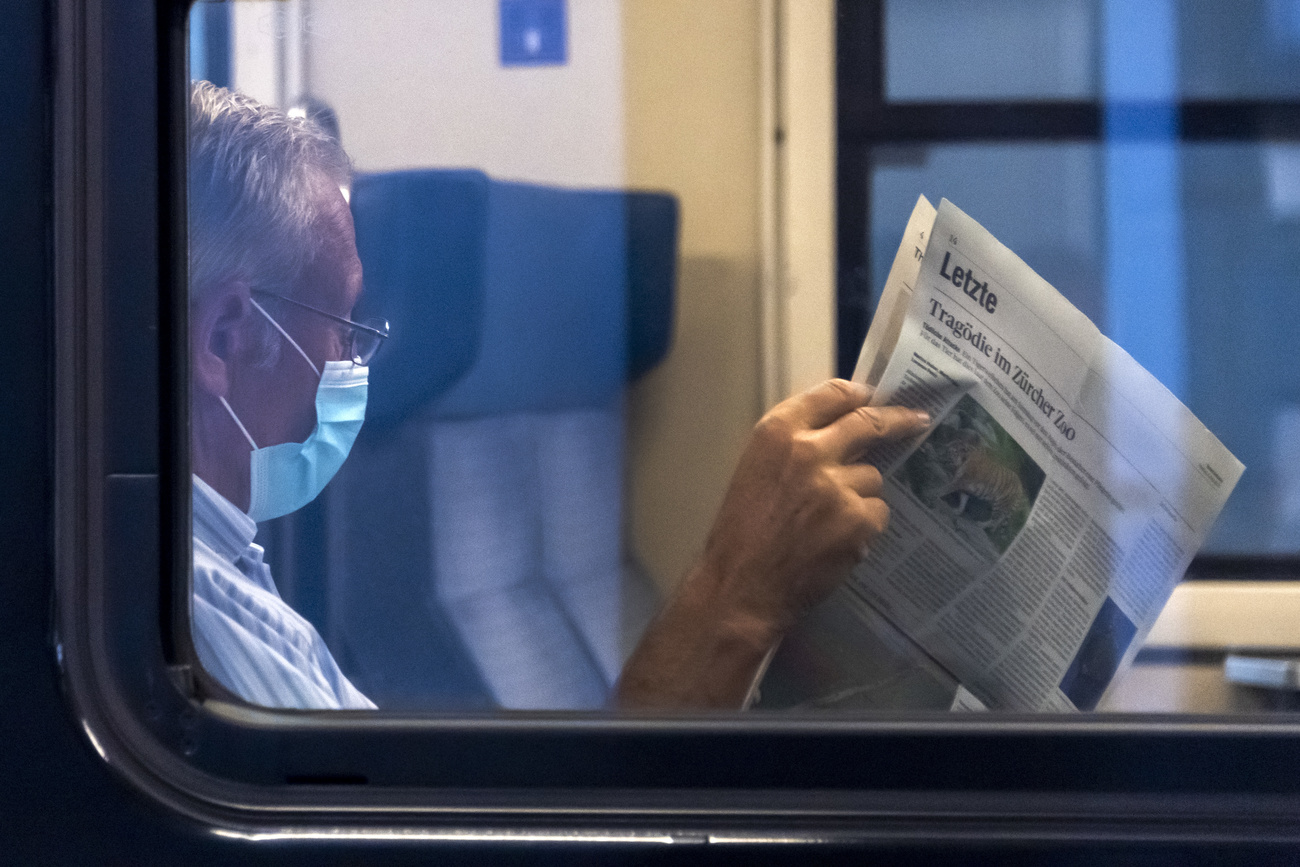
[191,280,255,399]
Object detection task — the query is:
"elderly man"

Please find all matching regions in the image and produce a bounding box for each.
[188,81,928,711]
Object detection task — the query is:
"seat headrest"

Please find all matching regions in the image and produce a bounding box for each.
[425,180,630,418]
[624,191,678,380]
[350,169,490,427]
[352,172,679,422]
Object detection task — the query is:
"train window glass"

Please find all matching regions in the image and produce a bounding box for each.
[840,0,1300,716]
[176,0,1300,727]
[882,1,1300,104]
[186,0,646,714]
[1179,1,1300,100]
[183,0,796,717]
[55,0,1300,843]
[858,0,1300,559]
[883,0,1099,103]
[866,140,1300,557]
[51,0,1300,845]
[868,144,1104,328]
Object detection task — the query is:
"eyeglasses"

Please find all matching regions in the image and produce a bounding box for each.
[251,289,390,366]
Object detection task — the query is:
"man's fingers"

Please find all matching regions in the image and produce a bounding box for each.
[766,379,874,431]
[855,497,892,559]
[821,404,930,463]
[837,463,884,499]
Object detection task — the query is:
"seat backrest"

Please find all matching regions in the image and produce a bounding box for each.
[270,171,679,710]
[262,170,495,708]
[350,169,490,427]
[625,191,679,380]
[419,180,639,707]
[422,179,629,419]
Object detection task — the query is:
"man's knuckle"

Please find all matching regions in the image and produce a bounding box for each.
[799,443,824,471]
[824,378,855,400]
[869,499,891,532]
[754,414,792,444]
[853,405,885,432]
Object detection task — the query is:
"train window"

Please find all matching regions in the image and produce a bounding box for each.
[883,0,1099,103]
[54,0,1300,844]
[863,141,1300,557]
[850,0,1300,561]
[183,0,663,713]
[178,0,1300,717]
[881,1,1300,105]
[840,0,1300,714]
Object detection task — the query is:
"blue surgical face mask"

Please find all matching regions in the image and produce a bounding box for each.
[220,298,368,522]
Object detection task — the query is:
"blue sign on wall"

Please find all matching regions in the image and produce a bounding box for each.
[500,0,567,66]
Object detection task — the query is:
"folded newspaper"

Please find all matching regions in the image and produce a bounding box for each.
[756,197,1244,713]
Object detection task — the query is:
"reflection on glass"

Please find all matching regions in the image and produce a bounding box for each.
[870,144,1105,323]
[884,0,1300,103]
[1183,143,1300,553]
[884,0,1098,102]
[186,0,649,712]
[188,0,940,717]
[869,141,1300,556]
[184,0,1300,718]
[1180,0,1300,99]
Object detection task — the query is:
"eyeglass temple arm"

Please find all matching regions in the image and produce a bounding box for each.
[251,289,388,339]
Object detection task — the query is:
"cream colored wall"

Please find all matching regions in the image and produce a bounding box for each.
[777,0,836,396]
[621,0,767,591]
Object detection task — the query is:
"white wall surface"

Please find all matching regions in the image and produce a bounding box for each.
[303,0,625,186]
[228,0,305,109]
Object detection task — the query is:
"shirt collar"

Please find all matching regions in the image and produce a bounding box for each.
[192,474,258,563]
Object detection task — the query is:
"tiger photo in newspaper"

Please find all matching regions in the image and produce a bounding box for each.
[896,394,1045,556]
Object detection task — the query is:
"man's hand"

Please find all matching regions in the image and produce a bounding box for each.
[617,379,930,709]
[698,378,931,637]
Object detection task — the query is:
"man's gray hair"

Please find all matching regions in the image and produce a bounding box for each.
[188,80,351,363]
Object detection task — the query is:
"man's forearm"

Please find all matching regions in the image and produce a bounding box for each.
[616,560,782,710]
[615,381,928,711]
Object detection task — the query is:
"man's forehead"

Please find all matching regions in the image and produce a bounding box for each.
[299,177,362,312]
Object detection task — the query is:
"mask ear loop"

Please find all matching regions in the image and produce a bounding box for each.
[250,296,322,378]
[219,396,259,451]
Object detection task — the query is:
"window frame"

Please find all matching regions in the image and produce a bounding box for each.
[51,0,1300,846]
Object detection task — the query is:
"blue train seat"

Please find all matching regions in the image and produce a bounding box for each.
[268,169,678,710]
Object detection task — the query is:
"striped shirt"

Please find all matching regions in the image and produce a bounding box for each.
[190,475,375,710]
